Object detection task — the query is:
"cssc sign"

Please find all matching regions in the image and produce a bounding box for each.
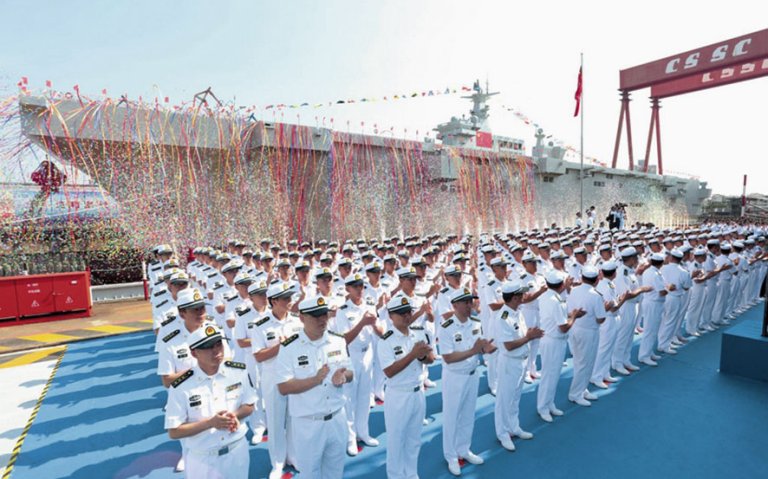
[620,29,768,91]
[652,58,768,98]
[664,38,752,74]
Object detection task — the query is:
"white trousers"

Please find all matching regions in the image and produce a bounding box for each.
[639,300,663,361]
[184,437,249,479]
[700,282,718,328]
[685,284,706,334]
[247,359,266,434]
[612,302,638,369]
[291,409,347,479]
[441,368,479,462]
[537,336,567,414]
[711,280,731,324]
[521,308,540,375]
[658,295,683,351]
[263,376,291,471]
[591,315,619,383]
[385,387,425,479]
[567,327,599,401]
[494,355,526,439]
[345,347,374,442]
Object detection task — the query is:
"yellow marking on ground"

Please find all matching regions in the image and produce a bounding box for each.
[0,346,66,369]
[138,319,155,324]
[85,324,138,334]
[20,333,79,343]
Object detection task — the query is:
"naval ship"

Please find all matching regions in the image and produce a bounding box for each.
[14,81,711,240]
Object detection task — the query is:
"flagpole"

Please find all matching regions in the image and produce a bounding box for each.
[580,52,584,220]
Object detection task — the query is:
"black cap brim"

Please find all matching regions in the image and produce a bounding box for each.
[301,306,329,317]
[388,306,413,315]
[190,335,224,350]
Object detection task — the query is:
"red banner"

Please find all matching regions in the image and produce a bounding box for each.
[651,58,768,98]
[620,29,768,91]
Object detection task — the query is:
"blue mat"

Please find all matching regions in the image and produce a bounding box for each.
[10,304,768,479]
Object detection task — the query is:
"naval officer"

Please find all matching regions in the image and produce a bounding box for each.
[164,323,256,479]
[437,288,493,475]
[275,296,354,479]
[378,295,435,479]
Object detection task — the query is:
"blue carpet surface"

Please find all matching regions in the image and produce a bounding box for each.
[10,303,768,479]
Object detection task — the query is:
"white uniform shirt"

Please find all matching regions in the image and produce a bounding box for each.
[539,289,569,339]
[436,315,483,373]
[164,362,257,451]
[250,313,304,375]
[615,264,640,305]
[331,299,379,355]
[641,266,667,302]
[566,284,607,330]
[595,278,619,317]
[273,330,351,418]
[377,326,429,389]
[495,305,528,359]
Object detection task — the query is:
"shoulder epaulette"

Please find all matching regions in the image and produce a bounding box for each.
[255,316,270,327]
[501,310,509,319]
[153,290,167,297]
[440,287,448,294]
[339,304,348,310]
[328,330,345,338]
[519,273,526,279]
[441,319,454,328]
[156,299,169,308]
[208,272,217,278]
[270,279,280,284]
[161,316,176,327]
[224,360,246,370]
[213,282,225,290]
[382,330,394,340]
[470,316,481,322]
[281,333,299,346]
[236,306,251,317]
[624,269,629,276]
[202,266,212,271]
[162,329,180,343]
[171,369,193,388]
[410,325,425,330]
[151,265,162,272]
[226,294,238,302]
[487,280,496,286]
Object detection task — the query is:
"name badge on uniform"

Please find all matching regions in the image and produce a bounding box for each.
[366,297,375,306]
[298,354,309,366]
[177,348,188,359]
[226,382,241,392]
[454,333,463,343]
[393,346,403,356]
[327,350,342,358]
[266,332,276,341]
[472,328,480,335]
[189,394,202,407]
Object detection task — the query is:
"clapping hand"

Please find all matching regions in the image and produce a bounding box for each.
[331,367,348,386]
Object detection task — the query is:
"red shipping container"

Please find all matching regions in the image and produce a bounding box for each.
[0,281,18,320]
[15,276,56,317]
[54,275,90,311]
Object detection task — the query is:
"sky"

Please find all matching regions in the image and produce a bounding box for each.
[1,0,766,195]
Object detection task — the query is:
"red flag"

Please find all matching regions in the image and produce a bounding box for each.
[573,66,582,117]
[45,80,52,88]
[21,77,28,85]
[476,131,493,148]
